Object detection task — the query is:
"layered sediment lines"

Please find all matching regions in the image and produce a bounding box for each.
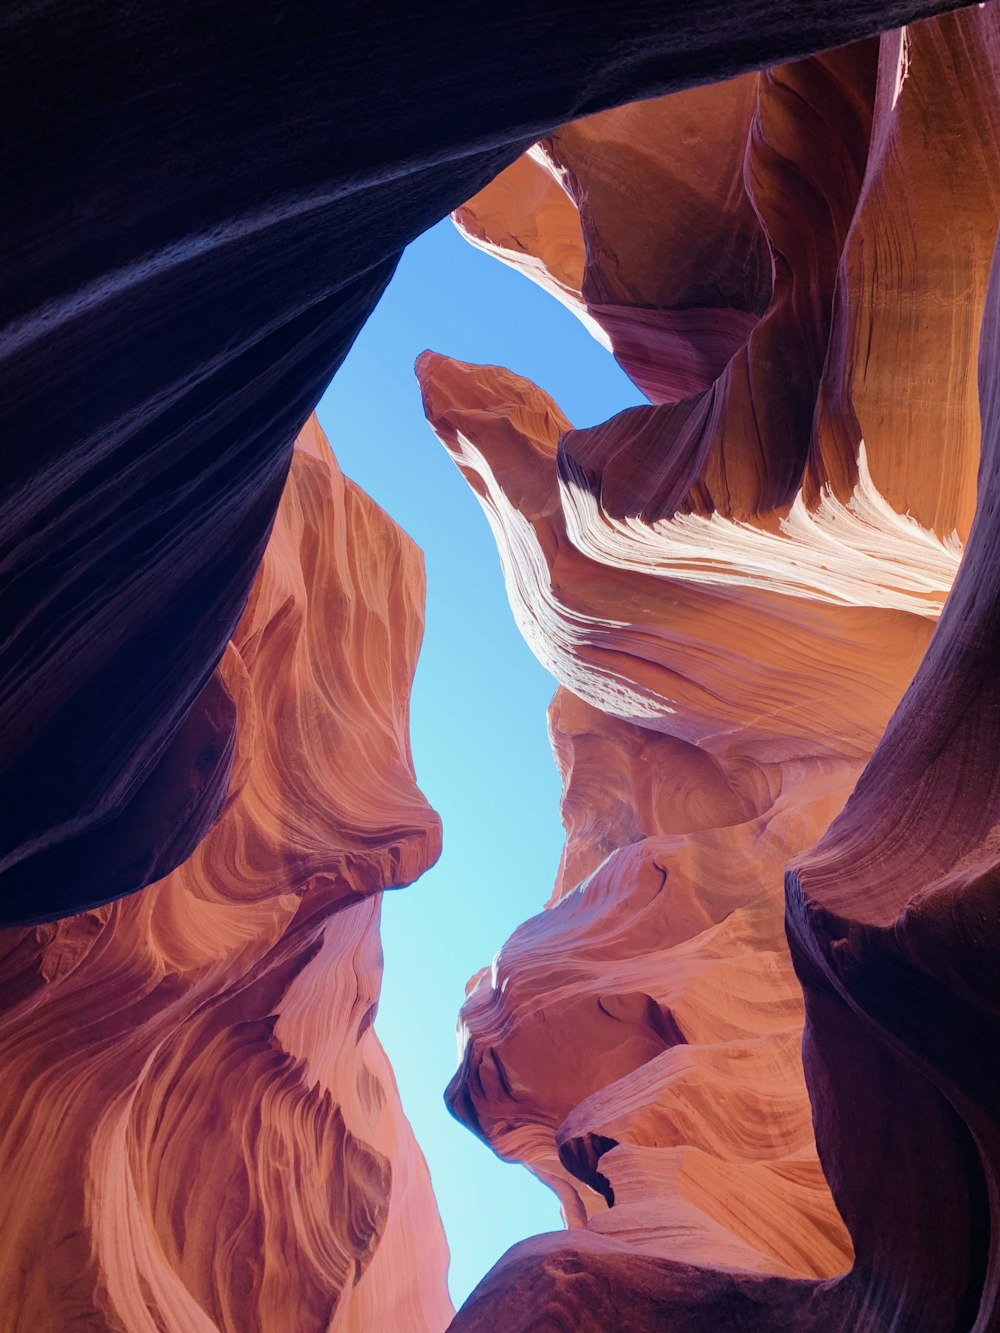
[0,0,969,921]
[2,3,997,1330]
[423,7,1000,1328]
[0,419,452,1333]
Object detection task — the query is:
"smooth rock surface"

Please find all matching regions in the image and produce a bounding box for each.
[422,8,1000,1328]
[0,0,971,920]
[0,419,451,1333]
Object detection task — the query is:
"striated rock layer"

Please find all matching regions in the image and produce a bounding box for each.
[0,0,971,921]
[0,418,452,1333]
[421,6,1000,1329]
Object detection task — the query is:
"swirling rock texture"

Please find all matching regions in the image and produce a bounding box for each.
[0,417,452,1333]
[1,4,996,1332]
[0,0,970,924]
[421,6,1000,1328]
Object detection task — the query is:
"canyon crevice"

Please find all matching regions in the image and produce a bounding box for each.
[420,6,1000,1328]
[0,420,451,1331]
[2,1,1000,1330]
[0,0,970,923]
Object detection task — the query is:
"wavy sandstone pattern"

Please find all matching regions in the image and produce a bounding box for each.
[1,3,997,1332]
[0,419,452,1333]
[0,0,967,923]
[421,7,1000,1329]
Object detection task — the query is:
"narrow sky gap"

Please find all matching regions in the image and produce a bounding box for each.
[317,217,646,1307]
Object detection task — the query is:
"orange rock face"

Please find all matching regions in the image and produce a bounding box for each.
[422,8,1000,1329]
[1,4,996,1331]
[2,0,953,923]
[0,419,452,1333]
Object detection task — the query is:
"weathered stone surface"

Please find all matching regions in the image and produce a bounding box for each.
[421,7,1000,1328]
[0,419,451,1333]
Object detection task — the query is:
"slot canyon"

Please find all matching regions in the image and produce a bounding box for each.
[2,1,1000,1329]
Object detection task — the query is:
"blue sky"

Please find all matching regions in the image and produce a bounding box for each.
[317,218,644,1309]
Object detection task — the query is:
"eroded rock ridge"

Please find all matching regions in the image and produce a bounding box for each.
[0,420,452,1333]
[422,9,1000,1328]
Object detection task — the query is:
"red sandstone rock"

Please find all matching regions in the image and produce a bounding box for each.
[421,8,1000,1329]
[0,0,969,919]
[0,3,996,1330]
[0,419,451,1333]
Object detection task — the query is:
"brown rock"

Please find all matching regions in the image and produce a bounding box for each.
[423,8,1000,1328]
[0,0,969,917]
[0,419,451,1333]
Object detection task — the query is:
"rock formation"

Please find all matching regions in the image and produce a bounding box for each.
[419,6,1000,1328]
[3,2,999,1331]
[0,0,970,922]
[0,418,452,1333]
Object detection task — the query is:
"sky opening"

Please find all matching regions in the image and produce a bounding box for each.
[317,216,646,1308]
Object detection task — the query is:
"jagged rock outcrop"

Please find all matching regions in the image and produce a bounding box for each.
[0,0,971,921]
[0,418,452,1333]
[420,6,1000,1328]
